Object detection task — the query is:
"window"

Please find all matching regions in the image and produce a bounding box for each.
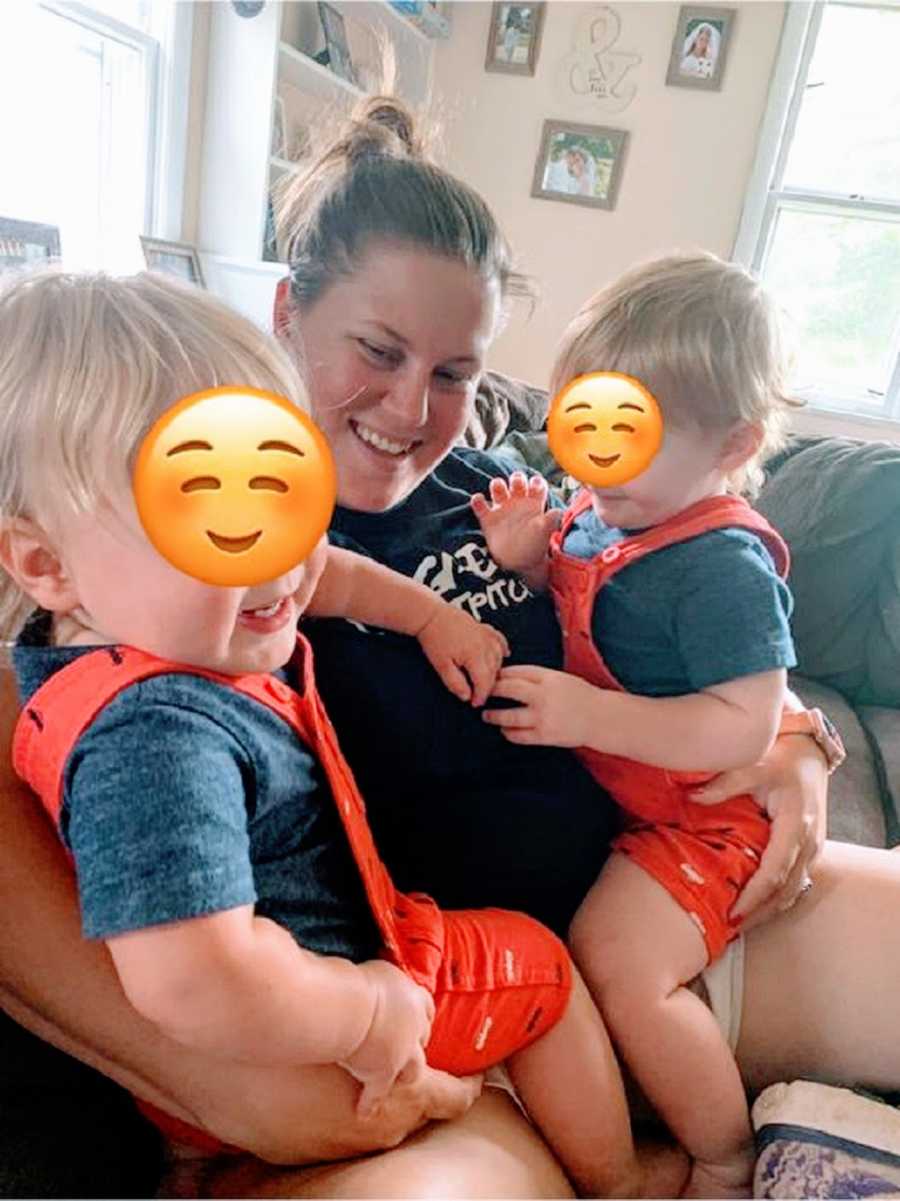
[735,1,900,423]
[0,0,191,273]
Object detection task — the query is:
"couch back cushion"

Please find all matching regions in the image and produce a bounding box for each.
[757,436,900,707]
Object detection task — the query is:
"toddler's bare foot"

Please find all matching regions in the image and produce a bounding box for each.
[682,1150,754,1199]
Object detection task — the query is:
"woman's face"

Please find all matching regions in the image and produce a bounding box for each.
[695,27,710,54]
[290,244,501,512]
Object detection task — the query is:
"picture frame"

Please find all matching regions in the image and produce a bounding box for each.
[485,2,546,77]
[0,216,61,271]
[530,120,629,211]
[665,6,736,91]
[318,1,356,86]
[140,236,206,288]
[271,95,286,159]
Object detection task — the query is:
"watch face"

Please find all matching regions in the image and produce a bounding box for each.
[231,1,266,16]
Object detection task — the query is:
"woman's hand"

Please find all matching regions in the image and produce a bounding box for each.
[417,605,509,707]
[356,1065,484,1144]
[688,733,828,929]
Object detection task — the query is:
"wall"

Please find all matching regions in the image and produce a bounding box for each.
[181,0,211,247]
[433,1,786,389]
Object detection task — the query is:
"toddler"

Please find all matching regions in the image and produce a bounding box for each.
[0,268,674,1197]
[475,252,803,1197]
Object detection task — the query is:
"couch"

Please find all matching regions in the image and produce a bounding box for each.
[468,370,900,851]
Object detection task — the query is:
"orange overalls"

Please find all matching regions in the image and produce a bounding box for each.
[14,633,571,1151]
[549,491,791,960]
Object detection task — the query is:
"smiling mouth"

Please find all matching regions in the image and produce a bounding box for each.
[207,531,262,553]
[588,453,621,468]
[351,419,419,458]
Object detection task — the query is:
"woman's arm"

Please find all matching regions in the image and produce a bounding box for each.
[582,671,829,923]
[689,725,828,927]
[0,683,204,1123]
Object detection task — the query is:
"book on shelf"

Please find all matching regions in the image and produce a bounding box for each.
[388,1,451,38]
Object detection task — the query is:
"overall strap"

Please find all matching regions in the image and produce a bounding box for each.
[590,494,790,586]
[13,641,314,828]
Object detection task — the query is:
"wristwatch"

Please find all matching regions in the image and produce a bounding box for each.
[778,707,847,774]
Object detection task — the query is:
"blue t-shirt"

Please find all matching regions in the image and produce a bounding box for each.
[13,613,381,959]
[562,505,796,695]
[309,448,618,936]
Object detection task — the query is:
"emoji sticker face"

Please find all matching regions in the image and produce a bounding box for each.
[133,387,336,587]
[547,372,664,489]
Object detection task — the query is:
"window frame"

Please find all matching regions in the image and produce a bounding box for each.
[38,0,193,244]
[733,0,900,427]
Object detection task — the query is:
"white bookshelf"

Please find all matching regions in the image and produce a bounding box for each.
[197,1,439,330]
[277,39,363,102]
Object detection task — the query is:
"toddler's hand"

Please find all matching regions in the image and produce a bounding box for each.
[417,603,509,707]
[471,472,562,583]
[483,664,599,747]
[340,960,436,1117]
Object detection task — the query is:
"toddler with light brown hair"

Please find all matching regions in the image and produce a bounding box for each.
[474,252,815,1197]
[0,266,693,1199]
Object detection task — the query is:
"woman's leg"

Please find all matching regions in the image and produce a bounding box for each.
[200,1091,575,1200]
[737,840,900,1094]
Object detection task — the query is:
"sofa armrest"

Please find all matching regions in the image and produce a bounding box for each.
[789,676,887,848]
[855,705,900,845]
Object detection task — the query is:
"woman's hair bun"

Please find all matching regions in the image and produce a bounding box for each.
[346,95,423,162]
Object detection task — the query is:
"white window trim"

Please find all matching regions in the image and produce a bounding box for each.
[733,0,900,434]
[150,0,193,241]
[39,0,192,242]
[733,1,818,268]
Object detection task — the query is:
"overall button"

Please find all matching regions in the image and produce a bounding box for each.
[601,546,622,564]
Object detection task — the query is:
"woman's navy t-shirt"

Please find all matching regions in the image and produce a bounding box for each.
[306,448,617,935]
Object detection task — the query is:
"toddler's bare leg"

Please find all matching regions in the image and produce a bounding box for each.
[570,855,754,1199]
[506,970,689,1199]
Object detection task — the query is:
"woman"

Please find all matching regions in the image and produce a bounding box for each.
[565,146,597,197]
[1,96,897,1199]
[680,23,718,78]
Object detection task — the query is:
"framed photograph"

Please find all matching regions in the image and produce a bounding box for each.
[0,217,61,272]
[140,237,206,288]
[531,120,629,211]
[665,6,736,91]
[485,3,546,77]
[318,1,356,86]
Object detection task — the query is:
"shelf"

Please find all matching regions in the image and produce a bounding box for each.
[378,1,450,41]
[269,155,295,174]
[278,41,364,102]
[370,1,431,44]
[200,254,287,333]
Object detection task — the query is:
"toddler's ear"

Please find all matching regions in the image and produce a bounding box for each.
[718,422,764,472]
[0,520,80,612]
